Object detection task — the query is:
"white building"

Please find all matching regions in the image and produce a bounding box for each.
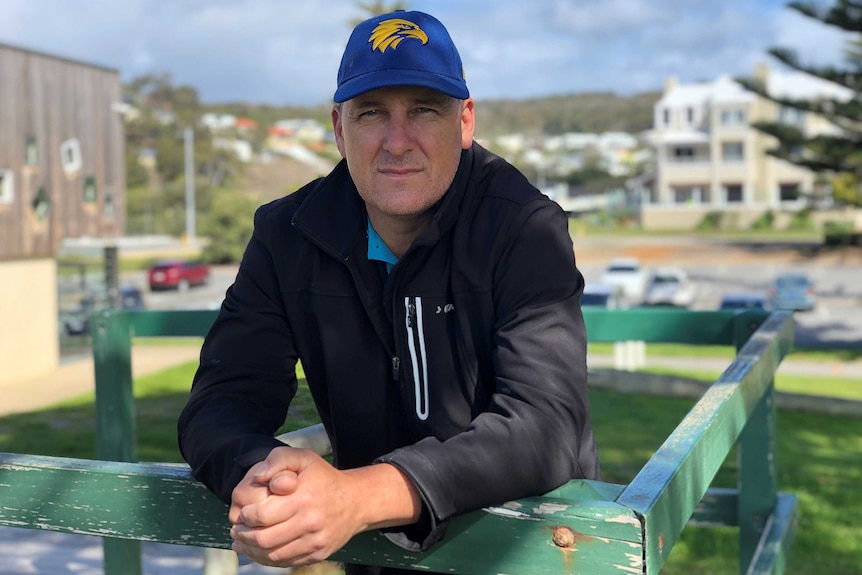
[644,64,852,229]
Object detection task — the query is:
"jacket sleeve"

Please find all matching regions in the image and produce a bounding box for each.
[378,198,598,532]
[177,205,297,503]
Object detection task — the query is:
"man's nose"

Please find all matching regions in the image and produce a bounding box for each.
[382,117,414,155]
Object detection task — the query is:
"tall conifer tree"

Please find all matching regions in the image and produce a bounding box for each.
[739,1,862,205]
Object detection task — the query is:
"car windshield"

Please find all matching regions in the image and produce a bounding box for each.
[581,293,610,306]
[607,265,638,273]
[721,298,763,309]
[775,275,809,288]
[652,275,679,284]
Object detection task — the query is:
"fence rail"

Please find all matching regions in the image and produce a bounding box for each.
[0,308,797,574]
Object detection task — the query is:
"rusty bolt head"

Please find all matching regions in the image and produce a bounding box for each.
[552,526,576,548]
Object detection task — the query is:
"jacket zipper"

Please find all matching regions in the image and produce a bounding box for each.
[404,296,429,420]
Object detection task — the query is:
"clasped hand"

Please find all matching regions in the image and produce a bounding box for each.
[228,446,364,566]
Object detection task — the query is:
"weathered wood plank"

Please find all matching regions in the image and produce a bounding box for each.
[0,453,644,575]
[582,308,769,345]
[746,493,798,575]
[614,311,794,573]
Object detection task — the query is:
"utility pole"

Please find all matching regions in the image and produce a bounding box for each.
[184,126,196,247]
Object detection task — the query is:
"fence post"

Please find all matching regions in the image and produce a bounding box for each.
[732,311,778,574]
[737,385,778,574]
[92,309,143,575]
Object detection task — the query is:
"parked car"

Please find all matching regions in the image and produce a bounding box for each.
[62,285,146,336]
[642,267,697,308]
[148,259,210,291]
[719,293,767,311]
[581,282,629,309]
[600,257,648,302]
[768,272,816,311]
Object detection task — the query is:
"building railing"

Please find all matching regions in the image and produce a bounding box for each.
[0,307,797,574]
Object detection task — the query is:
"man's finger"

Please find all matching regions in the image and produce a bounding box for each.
[269,470,299,495]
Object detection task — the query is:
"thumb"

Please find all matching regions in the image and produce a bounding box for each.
[268,470,299,495]
[254,446,309,482]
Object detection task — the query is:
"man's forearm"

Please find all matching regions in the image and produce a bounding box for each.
[345,462,423,531]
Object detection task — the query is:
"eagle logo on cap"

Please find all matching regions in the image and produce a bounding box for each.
[368,18,429,52]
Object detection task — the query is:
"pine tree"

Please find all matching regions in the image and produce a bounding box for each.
[739,1,862,206]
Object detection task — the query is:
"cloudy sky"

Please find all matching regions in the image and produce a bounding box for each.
[0,0,853,105]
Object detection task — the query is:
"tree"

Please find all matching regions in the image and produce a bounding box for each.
[351,1,411,26]
[739,1,862,205]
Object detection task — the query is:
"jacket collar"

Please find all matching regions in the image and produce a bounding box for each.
[291,145,476,259]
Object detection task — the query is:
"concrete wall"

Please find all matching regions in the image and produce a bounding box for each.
[0,259,58,385]
[641,205,860,231]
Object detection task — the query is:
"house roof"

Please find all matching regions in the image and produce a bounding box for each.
[659,75,753,108]
[658,68,852,110]
[0,41,118,74]
[767,70,853,101]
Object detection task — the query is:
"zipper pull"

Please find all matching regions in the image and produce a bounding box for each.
[391,356,400,381]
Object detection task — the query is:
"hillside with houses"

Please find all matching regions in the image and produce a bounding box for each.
[119,62,860,243]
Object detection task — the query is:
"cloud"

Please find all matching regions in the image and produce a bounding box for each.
[1,0,854,105]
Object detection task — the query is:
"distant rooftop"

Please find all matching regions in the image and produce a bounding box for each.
[0,41,118,74]
[658,66,852,108]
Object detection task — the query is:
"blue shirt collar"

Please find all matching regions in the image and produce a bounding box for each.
[367,217,398,273]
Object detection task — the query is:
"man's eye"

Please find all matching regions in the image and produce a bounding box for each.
[358,109,381,118]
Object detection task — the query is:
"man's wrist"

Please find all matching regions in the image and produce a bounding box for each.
[345,463,423,532]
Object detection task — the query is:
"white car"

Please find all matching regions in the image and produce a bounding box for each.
[581,282,629,310]
[600,257,649,302]
[643,267,697,308]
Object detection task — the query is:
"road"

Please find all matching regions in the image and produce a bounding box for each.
[125,240,862,349]
[577,238,862,349]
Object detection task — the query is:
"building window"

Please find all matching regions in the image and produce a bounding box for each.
[720,109,746,125]
[723,184,743,203]
[0,169,13,204]
[778,106,805,126]
[662,108,670,126]
[721,141,745,162]
[60,139,83,174]
[673,146,695,159]
[32,186,51,220]
[83,175,97,203]
[671,185,708,204]
[103,192,116,219]
[686,107,695,124]
[779,182,800,202]
[670,146,708,162]
[25,137,38,166]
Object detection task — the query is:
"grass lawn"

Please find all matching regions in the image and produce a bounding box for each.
[1,360,860,574]
[588,342,862,363]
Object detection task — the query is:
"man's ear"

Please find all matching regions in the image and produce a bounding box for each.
[460,98,475,150]
[332,105,346,158]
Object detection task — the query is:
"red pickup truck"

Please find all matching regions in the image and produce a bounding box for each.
[148,259,210,291]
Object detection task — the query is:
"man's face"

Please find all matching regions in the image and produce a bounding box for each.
[333,86,475,222]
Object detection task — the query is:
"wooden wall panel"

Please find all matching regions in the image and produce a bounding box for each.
[0,43,125,260]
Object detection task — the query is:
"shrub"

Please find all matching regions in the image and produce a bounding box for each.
[750,210,775,231]
[695,211,723,231]
[787,208,814,230]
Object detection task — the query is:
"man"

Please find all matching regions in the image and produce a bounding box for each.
[178,9,599,573]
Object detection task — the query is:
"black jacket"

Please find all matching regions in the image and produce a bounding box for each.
[178,143,600,571]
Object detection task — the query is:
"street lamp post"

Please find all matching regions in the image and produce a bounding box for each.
[183,126,196,247]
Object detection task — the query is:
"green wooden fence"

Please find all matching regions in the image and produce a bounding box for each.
[0,307,797,574]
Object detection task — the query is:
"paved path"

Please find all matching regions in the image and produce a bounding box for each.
[0,345,203,417]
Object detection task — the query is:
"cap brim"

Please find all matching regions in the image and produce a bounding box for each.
[334,69,469,103]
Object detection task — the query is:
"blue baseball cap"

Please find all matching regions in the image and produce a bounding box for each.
[334,10,469,103]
